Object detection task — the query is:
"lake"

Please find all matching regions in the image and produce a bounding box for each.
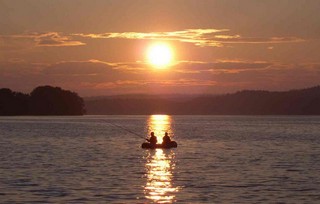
[0,115,320,203]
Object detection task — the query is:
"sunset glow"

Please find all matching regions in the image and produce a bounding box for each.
[147,43,173,68]
[2,1,320,203]
[1,1,320,96]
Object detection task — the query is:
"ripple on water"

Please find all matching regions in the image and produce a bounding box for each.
[0,116,320,203]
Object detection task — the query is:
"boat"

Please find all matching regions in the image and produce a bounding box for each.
[141,141,178,149]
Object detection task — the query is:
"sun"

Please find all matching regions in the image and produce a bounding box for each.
[147,43,173,68]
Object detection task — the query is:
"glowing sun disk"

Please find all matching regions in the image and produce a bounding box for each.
[147,43,173,68]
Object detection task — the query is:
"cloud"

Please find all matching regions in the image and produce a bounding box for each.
[204,35,304,44]
[0,32,85,48]
[35,32,85,47]
[74,28,227,47]
[43,60,114,76]
[173,60,273,74]
[211,63,320,91]
[1,59,319,95]
[1,29,305,51]
[73,28,305,47]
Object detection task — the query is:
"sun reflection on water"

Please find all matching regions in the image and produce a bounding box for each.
[144,114,178,203]
[147,114,173,144]
[145,149,177,203]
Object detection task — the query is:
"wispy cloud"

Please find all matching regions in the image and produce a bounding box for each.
[204,35,304,44]
[1,29,305,50]
[174,60,273,73]
[1,59,319,95]
[1,32,85,47]
[34,32,85,47]
[74,29,305,47]
[74,29,227,47]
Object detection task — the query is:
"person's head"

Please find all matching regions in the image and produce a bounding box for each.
[151,132,154,136]
[165,132,168,136]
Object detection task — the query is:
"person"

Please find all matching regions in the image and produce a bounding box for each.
[162,132,171,145]
[147,132,157,146]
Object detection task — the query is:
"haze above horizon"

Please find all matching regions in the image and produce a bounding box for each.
[1,0,320,96]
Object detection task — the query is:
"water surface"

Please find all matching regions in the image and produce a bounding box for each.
[0,115,320,203]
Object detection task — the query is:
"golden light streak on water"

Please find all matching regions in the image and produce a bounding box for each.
[144,149,178,203]
[144,114,178,203]
[147,115,172,144]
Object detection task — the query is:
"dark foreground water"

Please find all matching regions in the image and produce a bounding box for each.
[0,115,320,203]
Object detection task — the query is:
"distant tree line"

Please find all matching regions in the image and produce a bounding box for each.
[85,86,320,115]
[0,86,85,115]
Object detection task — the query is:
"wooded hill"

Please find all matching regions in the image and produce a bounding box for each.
[85,86,320,115]
[0,86,85,115]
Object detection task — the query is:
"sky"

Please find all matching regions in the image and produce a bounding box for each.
[1,0,320,96]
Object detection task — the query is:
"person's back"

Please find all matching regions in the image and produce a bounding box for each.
[149,132,157,146]
[162,132,171,145]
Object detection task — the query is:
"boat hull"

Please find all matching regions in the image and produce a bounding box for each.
[141,141,178,149]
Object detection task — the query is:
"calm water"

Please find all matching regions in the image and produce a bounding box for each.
[0,115,320,203]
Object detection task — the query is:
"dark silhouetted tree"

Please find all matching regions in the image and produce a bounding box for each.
[29,86,85,115]
[0,88,29,115]
[0,86,85,115]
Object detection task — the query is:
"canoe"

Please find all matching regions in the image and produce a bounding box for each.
[141,141,178,149]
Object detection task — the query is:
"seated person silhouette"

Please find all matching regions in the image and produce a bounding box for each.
[162,132,171,146]
[147,132,157,146]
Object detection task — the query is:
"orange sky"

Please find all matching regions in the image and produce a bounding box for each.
[1,0,320,96]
